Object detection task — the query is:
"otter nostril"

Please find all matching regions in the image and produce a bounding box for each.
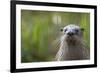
[67,32,74,36]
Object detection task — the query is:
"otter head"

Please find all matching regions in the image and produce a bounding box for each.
[61,24,84,44]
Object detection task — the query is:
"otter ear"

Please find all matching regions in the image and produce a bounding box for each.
[81,28,84,31]
[60,28,63,32]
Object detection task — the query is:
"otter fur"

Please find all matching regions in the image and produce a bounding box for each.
[55,24,90,61]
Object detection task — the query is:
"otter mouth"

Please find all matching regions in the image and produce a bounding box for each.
[66,35,77,43]
[66,38,77,45]
[67,35,74,39]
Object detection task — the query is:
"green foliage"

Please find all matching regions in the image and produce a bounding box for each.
[21,10,90,63]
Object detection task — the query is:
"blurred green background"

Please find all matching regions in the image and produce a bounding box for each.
[21,10,90,63]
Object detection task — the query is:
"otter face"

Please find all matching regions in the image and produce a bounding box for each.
[61,24,84,41]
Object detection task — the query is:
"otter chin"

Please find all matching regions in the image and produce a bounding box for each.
[55,24,90,61]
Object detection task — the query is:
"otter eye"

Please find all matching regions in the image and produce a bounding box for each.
[75,29,79,33]
[64,29,67,32]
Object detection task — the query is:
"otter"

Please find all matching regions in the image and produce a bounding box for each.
[55,24,90,61]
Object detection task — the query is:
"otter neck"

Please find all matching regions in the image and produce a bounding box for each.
[67,40,83,49]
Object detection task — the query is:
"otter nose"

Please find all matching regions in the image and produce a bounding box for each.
[67,32,74,36]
